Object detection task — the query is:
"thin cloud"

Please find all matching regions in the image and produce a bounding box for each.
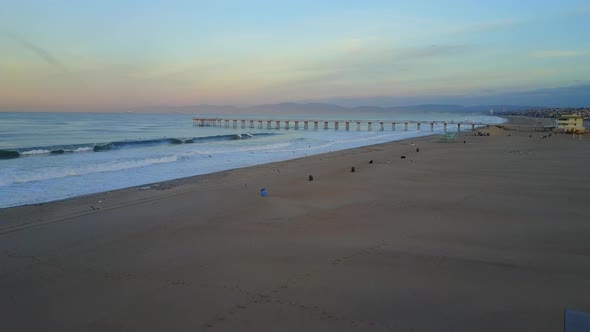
[293,43,477,75]
[530,50,589,58]
[564,5,590,17]
[397,44,476,59]
[448,19,521,35]
[263,43,478,95]
[6,32,70,75]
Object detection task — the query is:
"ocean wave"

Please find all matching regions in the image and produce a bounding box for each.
[7,133,278,156]
[20,149,51,155]
[185,142,292,156]
[19,146,96,155]
[71,147,94,152]
[0,141,296,186]
[94,133,275,151]
[0,154,187,186]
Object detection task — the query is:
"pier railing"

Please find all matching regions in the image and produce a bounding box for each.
[192,118,488,133]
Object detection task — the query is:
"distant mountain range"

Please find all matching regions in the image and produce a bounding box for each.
[131,102,539,115]
[2,82,587,113]
[302,83,590,108]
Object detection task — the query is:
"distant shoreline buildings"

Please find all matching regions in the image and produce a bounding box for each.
[556,114,586,133]
[499,107,590,120]
[498,107,588,133]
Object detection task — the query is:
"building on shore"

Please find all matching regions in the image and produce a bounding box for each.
[556,114,586,133]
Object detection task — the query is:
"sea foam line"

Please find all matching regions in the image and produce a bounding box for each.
[19,146,94,155]
[0,142,293,186]
[0,155,185,186]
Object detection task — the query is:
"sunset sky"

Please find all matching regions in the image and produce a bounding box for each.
[1,0,589,110]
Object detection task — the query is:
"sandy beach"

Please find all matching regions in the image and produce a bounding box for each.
[1,119,589,331]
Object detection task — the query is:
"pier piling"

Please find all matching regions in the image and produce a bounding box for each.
[192,117,485,133]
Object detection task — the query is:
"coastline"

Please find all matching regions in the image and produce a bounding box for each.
[1,118,589,331]
[0,131,441,232]
[0,120,460,209]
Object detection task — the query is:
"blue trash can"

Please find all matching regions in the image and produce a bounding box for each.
[261,188,267,197]
[565,309,590,331]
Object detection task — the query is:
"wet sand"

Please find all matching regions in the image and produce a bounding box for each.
[1,120,589,331]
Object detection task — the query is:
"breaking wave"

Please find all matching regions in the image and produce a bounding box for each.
[2,133,277,159]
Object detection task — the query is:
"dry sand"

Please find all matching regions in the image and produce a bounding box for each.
[1,120,589,331]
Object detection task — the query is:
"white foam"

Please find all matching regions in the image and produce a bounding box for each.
[1,154,185,186]
[19,146,94,155]
[184,142,292,155]
[71,147,93,152]
[20,149,51,155]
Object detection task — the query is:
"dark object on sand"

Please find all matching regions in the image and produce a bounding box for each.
[351,167,355,173]
[369,160,373,164]
[564,308,590,331]
[463,140,466,144]
[416,148,419,152]
[401,155,406,159]
[508,134,511,136]
[529,135,532,138]
[0,150,19,159]
[308,175,314,181]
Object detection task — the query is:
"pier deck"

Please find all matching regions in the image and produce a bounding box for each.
[192,118,489,133]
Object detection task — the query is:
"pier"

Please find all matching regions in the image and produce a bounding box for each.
[193,118,487,133]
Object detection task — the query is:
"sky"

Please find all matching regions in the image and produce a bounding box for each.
[1,0,589,110]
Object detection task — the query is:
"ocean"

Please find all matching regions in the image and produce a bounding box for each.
[0,112,505,208]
